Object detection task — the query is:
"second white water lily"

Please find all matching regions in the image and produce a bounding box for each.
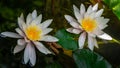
[65,3,112,51]
[1,10,58,66]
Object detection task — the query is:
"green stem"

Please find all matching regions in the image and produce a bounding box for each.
[97,38,120,45]
[112,38,120,44]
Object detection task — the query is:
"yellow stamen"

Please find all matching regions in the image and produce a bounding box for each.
[81,17,97,32]
[25,24,42,41]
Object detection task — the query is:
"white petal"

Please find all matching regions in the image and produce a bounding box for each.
[78,32,86,49]
[88,35,94,51]
[93,28,104,36]
[95,9,104,17]
[18,17,26,30]
[92,3,98,11]
[80,4,85,15]
[15,28,25,37]
[40,19,52,28]
[13,45,25,54]
[17,39,26,46]
[64,15,80,28]
[26,13,32,25]
[96,17,109,29]
[94,38,98,48]
[20,13,24,21]
[89,12,95,19]
[33,41,52,54]
[73,5,82,20]
[86,5,92,14]
[1,32,22,38]
[42,28,53,35]
[41,35,59,42]
[97,33,112,40]
[32,10,37,19]
[104,18,109,24]
[29,43,36,66]
[66,28,82,34]
[32,14,42,25]
[24,43,30,64]
[66,28,74,33]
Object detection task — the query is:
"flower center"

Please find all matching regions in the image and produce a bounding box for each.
[81,17,97,32]
[25,24,42,41]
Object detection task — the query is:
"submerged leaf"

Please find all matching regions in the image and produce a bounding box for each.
[73,49,112,68]
[103,0,120,20]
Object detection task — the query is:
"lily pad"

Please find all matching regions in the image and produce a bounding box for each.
[55,29,78,50]
[103,0,120,20]
[73,49,112,68]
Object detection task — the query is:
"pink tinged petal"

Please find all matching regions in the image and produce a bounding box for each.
[15,28,25,37]
[78,32,86,49]
[29,43,36,66]
[24,43,36,66]
[64,15,80,28]
[32,10,37,19]
[32,14,42,25]
[93,28,104,36]
[24,37,30,43]
[13,45,25,54]
[73,5,82,20]
[1,32,22,38]
[33,41,52,54]
[40,19,52,29]
[17,39,26,46]
[41,35,59,42]
[66,28,74,33]
[80,4,85,15]
[97,33,112,40]
[72,29,82,34]
[88,32,96,37]
[96,17,109,29]
[95,9,104,17]
[88,35,95,51]
[42,28,53,35]
[24,43,30,64]
[66,28,82,34]
[93,38,98,48]
[26,13,32,25]
[92,3,98,11]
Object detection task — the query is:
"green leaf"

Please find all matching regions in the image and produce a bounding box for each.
[55,29,78,50]
[73,49,112,68]
[103,0,120,20]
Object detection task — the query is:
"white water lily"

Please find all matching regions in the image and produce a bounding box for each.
[65,3,112,51]
[1,10,58,66]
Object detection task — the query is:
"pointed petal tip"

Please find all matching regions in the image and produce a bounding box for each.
[73,5,76,8]
[98,33,112,40]
[20,13,24,18]
[92,3,98,11]
[1,32,22,38]
[49,19,53,22]
[32,10,37,13]
[64,15,68,19]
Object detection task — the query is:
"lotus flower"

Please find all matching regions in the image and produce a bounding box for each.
[1,10,58,66]
[65,3,112,51]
